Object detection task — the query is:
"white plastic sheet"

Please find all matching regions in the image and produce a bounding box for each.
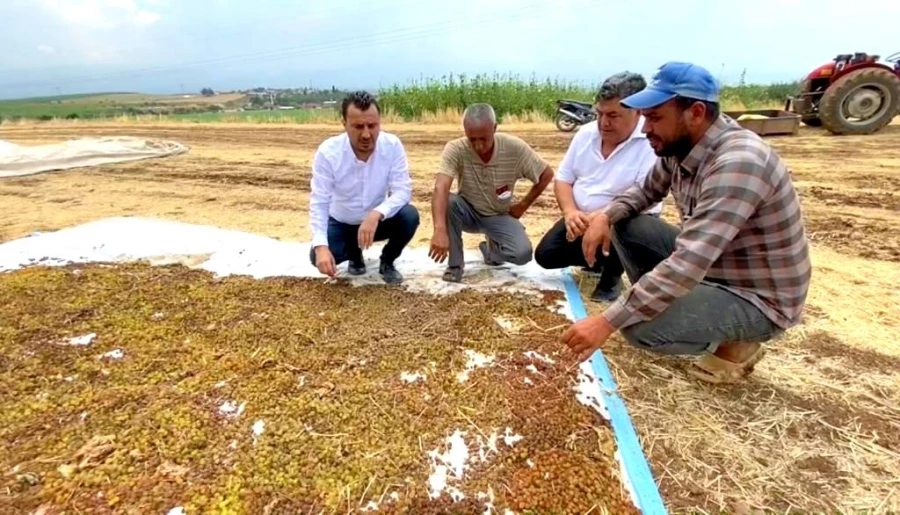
[0,136,188,178]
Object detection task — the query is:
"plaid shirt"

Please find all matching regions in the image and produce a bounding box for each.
[602,115,811,331]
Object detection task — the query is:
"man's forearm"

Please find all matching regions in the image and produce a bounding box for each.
[554,180,579,216]
[519,167,554,209]
[432,184,450,231]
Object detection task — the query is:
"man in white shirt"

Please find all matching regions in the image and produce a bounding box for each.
[308,91,420,284]
[535,72,661,301]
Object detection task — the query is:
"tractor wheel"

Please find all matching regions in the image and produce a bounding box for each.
[818,67,900,135]
[801,115,822,127]
[555,113,578,132]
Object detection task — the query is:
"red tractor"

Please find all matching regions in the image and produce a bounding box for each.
[786,52,900,135]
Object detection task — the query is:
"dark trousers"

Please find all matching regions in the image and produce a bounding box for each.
[534,217,624,286]
[612,214,783,355]
[308,204,420,266]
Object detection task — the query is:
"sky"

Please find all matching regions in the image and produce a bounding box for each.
[1,0,898,99]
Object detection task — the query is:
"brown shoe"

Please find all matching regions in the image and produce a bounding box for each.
[687,343,766,384]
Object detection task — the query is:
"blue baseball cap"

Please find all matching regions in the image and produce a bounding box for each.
[621,62,720,109]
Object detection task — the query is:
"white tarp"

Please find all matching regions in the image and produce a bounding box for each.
[0,136,188,178]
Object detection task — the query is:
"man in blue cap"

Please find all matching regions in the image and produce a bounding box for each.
[559,62,812,384]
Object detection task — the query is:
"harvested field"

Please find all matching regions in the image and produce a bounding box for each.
[0,262,634,514]
[2,119,900,513]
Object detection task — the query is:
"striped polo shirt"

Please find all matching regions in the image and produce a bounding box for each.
[438,132,549,217]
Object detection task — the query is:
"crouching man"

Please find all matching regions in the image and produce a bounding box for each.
[308,91,420,284]
[535,71,661,302]
[561,62,811,384]
[428,103,554,282]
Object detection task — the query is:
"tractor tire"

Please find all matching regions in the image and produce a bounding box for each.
[555,113,578,132]
[801,115,822,127]
[818,67,900,135]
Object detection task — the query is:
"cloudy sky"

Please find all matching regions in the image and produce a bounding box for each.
[1,0,897,99]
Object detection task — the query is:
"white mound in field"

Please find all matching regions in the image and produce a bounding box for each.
[0,136,188,178]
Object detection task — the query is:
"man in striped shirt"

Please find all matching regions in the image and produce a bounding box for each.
[428,103,555,282]
[560,62,812,383]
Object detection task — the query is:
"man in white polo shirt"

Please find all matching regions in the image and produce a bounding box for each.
[308,91,420,285]
[535,72,661,301]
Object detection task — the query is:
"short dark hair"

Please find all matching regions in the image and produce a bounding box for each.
[341,90,380,120]
[672,96,720,121]
[595,71,647,103]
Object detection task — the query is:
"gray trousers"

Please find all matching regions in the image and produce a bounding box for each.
[448,194,533,268]
[613,214,783,355]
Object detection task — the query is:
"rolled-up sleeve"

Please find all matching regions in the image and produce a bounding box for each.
[309,150,333,248]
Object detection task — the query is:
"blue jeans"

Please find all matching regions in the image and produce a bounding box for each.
[308,204,420,266]
[612,214,783,355]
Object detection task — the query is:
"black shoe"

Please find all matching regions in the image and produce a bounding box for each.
[348,257,366,276]
[379,262,403,284]
[590,277,622,302]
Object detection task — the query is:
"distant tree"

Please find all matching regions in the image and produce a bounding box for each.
[200,87,215,96]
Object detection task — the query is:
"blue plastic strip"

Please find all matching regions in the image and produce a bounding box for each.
[561,269,668,515]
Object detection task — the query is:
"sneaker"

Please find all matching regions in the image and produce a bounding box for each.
[379,262,403,284]
[590,277,622,302]
[348,256,366,276]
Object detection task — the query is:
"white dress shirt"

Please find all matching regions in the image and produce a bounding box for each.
[309,131,413,248]
[555,118,662,215]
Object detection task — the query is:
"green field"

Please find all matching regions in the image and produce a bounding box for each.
[0,74,799,123]
[378,73,797,121]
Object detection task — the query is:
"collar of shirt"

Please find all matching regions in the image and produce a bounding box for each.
[590,116,647,158]
[464,136,501,165]
[677,115,732,175]
[340,132,379,165]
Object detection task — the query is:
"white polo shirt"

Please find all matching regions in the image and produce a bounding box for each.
[555,118,662,215]
[308,131,413,248]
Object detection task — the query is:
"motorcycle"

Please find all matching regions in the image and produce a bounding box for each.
[554,99,596,132]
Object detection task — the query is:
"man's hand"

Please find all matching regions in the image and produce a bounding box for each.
[564,210,592,241]
[581,213,612,268]
[560,314,616,362]
[358,211,383,250]
[314,246,337,278]
[509,201,529,219]
[428,228,450,263]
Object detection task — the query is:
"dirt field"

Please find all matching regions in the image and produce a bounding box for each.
[2,119,900,513]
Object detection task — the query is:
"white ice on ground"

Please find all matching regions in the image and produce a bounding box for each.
[426,430,469,499]
[0,217,639,509]
[400,372,425,384]
[218,401,246,417]
[65,333,96,346]
[574,361,610,420]
[99,349,124,360]
[0,217,565,298]
[456,349,496,383]
[615,449,640,509]
[493,315,523,333]
[502,427,523,446]
[361,501,379,512]
[251,420,265,444]
[167,508,185,515]
[523,351,555,364]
